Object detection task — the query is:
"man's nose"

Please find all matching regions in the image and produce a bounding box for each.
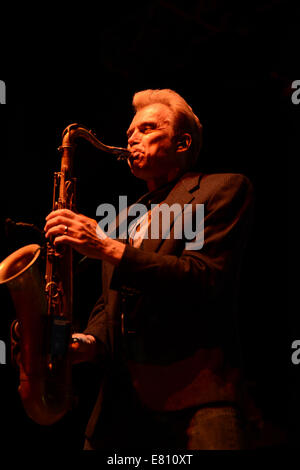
[127,130,140,148]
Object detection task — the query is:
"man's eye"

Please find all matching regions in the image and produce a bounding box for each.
[142,126,155,133]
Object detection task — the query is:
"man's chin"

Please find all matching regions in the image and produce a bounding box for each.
[129,157,142,171]
[130,166,147,180]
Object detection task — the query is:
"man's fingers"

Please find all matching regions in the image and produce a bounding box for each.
[69,333,98,364]
[45,209,76,221]
[45,224,73,239]
[44,216,74,233]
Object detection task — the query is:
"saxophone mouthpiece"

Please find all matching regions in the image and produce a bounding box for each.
[117,149,132,161]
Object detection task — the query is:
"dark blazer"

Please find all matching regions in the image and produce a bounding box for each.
[83,172,254,442]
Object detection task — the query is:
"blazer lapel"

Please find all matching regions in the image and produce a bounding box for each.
[141,172,203,253]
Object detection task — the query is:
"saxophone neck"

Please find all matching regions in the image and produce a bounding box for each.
[58,123,131,160]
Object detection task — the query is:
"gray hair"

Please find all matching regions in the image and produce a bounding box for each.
[132,88,203,169]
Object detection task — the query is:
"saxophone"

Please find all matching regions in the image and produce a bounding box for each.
[0,123,130,425]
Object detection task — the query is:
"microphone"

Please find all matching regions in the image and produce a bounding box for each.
[4,218,44,237]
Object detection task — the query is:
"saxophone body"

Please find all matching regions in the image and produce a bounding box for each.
[0,124,130,425]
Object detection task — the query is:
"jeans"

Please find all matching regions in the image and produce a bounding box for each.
[180,405,246,450]
[84,403,246,450]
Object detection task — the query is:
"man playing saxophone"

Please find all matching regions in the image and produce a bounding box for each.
[44,89,254,450]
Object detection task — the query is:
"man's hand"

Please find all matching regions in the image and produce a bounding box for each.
[70,333,103,365]
[11,322,102,366]
[44,209,125,265]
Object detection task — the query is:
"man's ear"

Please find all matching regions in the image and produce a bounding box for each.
[176,133,192,152]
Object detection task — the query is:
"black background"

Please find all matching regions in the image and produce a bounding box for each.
[0,1,297,452]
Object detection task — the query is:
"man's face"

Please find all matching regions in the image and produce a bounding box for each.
[126,103,179,182]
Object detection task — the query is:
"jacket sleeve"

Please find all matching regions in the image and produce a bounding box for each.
[83,294,109,347]
[111,174,254,298]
